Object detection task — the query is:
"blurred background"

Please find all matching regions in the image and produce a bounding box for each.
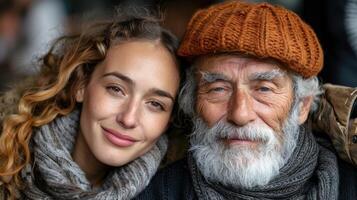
[0,0,356,92]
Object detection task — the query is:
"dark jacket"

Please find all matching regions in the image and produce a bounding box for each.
[136,155,357,200]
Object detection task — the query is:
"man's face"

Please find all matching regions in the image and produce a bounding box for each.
[191,54,300,188]
[196,55,294,142]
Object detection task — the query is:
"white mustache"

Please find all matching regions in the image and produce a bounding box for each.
[196,119,277,146]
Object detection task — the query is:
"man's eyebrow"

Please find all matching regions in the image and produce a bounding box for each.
[199,71,230,83]
[148,88,175,102]
[249,69,286,81]
[102,72,134,86]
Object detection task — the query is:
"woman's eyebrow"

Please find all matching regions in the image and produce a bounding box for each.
[148,88,175,102]
[102,72,134,86]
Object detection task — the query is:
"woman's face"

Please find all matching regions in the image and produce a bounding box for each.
[76,40,180,167]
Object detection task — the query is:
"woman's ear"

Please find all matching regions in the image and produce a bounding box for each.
[75,87,85,103]
[298,96,313,124]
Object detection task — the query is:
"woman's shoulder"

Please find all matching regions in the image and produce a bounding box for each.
[0,76,36,131]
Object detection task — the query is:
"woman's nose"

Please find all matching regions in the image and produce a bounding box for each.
[116,100,140,129]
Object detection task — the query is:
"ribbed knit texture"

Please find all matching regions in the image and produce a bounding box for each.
[345,0,357,56]
[189,126,339,200]
[178,1,323,78]
[20,109,168,200]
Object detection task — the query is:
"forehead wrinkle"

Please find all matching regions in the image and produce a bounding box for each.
[249,69,286,81]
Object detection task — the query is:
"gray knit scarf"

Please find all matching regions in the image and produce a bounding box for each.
[189,127,339,200]
[20,109,168,200]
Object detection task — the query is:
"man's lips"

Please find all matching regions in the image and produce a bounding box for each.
[220,136,260,146]
[225,138,257,145]
[102,127,138,147]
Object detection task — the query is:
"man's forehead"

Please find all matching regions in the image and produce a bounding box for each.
[194,54,287,73]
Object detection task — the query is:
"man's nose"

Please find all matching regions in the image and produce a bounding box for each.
[227,88,257,126]
[116,100,139,129]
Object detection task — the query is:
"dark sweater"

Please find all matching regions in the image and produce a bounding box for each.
[134,158,195,200]
[135,157,356,200]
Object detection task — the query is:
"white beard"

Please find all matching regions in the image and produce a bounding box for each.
[190,106,300,189]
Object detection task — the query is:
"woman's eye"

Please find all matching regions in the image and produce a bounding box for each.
[106,86,125,96]
[148,101,165,111]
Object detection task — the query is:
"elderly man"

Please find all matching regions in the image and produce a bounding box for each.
[138,1,357,200]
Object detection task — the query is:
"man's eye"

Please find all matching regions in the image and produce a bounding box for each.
[209,87,226,93]
[257,86,271,92]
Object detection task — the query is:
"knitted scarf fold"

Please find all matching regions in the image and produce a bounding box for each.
[189,127,339,200]
[21,109,168,200]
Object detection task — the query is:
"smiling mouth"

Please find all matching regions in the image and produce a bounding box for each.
[102,127,137,147]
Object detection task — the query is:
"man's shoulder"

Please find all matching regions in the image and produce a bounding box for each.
[135,158,195,200]
[311,84,357,167]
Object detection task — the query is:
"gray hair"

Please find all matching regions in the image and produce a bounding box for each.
[291,74,322,113]
[178,66,197,117]
[178,65,322,117]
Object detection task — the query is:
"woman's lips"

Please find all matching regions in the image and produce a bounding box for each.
[102,127,137,147]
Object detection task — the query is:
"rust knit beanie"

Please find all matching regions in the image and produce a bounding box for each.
[178,1,323,77]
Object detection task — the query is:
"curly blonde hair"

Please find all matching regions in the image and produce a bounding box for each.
[0,7,178,198]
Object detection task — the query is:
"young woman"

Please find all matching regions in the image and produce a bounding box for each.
[0,7,181,199]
